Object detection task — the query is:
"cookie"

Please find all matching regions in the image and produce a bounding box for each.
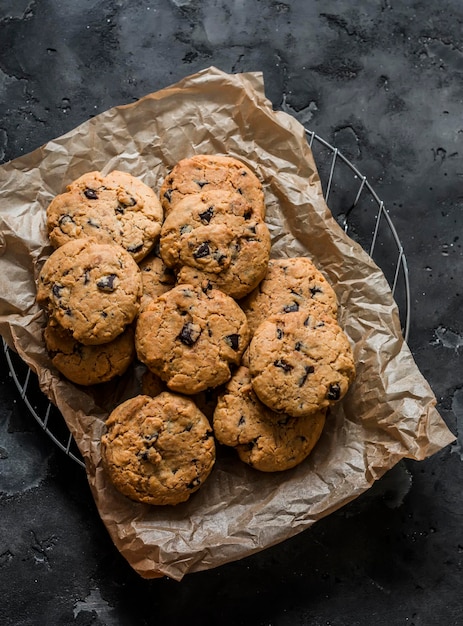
[213,366,326,472]
[241,257,339,335]
[160,189,264,272]
[248,309,356,417]
[37,238,142,345]
[138,246,176,312]
[44,319,135,386]
[47,170,163,262]
[135,284,250,394]
[174,218,271,301]
[101,393,216,506]
[159,154,265,218]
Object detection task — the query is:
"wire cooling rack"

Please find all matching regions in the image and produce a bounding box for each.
[3,130,410,468]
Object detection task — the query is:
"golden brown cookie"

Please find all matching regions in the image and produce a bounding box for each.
[241,257,339,335]
[175,218,271,300]
[101,393,216,506]
[138,246,176,312]
[37,239,142,345]
[44,319,135,386]
[213,366,326,472]
[248,309,356,417]
[160,188,271,299]
[159,154,265,218]
[47,170,163,262]
[135,284,250,394]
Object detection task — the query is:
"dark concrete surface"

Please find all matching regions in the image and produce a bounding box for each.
[1,1,462,624]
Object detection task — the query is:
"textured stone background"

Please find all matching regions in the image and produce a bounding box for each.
[1,1,462,624]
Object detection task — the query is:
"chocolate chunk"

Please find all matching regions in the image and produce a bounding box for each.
[243,210,252,220]
[96,274,117,292]
[58,214,75,229]
[84,188,98,200]
[52,283,63,298]
[298,365,314,387]
[274,359,293,372]
[177,322,201,346]
[283,301,299,313]
[127,242,143,253]
[327,382,341,400]
[213,251,227,265]
[199,206,214,223]
[193,242,211,259]
[225,333,240,350]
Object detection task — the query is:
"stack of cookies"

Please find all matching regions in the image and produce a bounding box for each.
[36,154,356,507]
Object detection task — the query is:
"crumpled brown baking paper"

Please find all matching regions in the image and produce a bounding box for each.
[0,67,455,581]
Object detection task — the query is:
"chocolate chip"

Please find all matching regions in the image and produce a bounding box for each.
[180,224,192,235]
[327,382,341,400]
[187,477,201,489]
[213,251,227,265]
[225,334,240,350]
[84,188,98,200]
[310,286,323,297]
[178,322,201,346]
[195,180,208,188]
[127,243,143,253]
[199,206,214,223]
[295,341,303,351]
[58,214,75,228]
[96,274,117,292]
[237,187,243,195]
[163,189,172,202]
[274,359,293,372]
[238,415,246,426]
[276,327,284,339]
[101,311,108,318]
[283,301,299,313]
[87,218,100,228]
[83,271,90,285]
[52,283,63,298]
[243,210,252,220]
[115,204,125,214]
[298,365,314,387]
[193,242,210,259]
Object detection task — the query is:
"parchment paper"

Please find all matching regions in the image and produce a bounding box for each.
[0,67,455,581]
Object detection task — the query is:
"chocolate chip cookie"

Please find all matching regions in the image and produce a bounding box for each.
[135,284,250,394]
[174,217,271,300]
[213,366,326,472]
[44,319,135,386]
[241,257,339,335]
[37,238,142,345]
[248,309,356,417]
[101,392,216,506]
[159,154,265,218]
[160,188,271,298]
[47,170,163,262]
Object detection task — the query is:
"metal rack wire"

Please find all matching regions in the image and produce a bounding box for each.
[3,130,411,467]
